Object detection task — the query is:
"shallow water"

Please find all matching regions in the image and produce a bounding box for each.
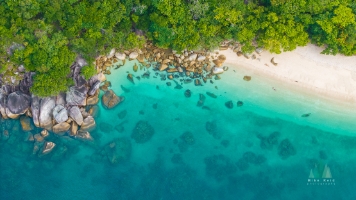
[1,60,356,200]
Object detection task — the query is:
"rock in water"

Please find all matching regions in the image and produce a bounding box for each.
[105,137,132,164]
[184,89,191,98]
[69,106,83,125]
[81,116,96,131]
[180,131,195,145]
[237,101,244,107]
[278,139,296,159]
[243,76,251,81]
[301,113,311,117]
[66,85,87,106]
[166,82,172,86]
[7,91,31,114]
[121,85,130,92]
[173,80,182,89]
[127,73,134,84]
[131,120,155,143]
[195,79,202,86]
[41,142,56,155]
[100,122,113,133]
[102,90,124,109]
[53,122,71,134]
[152,103,158,109]
[52,105,68,123]
[225,101,233,109]
[20,116,33,131]
[118,110,127,119]
[133,63,138,72]
[206,92,217,98]
[39,97,56,129]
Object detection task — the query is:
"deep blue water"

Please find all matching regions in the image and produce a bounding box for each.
[1,60,356,200]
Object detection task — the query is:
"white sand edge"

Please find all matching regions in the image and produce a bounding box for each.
[218,44,356,103]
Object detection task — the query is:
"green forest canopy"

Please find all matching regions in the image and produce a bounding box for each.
[0,0,355,96]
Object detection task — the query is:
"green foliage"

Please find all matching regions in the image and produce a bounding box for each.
[81,65,97,80]
[0,0,355,97]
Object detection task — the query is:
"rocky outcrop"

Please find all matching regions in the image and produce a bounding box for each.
[52,105,68,123]
[39,97,56,129]
[102,90,124,109]
[7,91,31,114]
[68,106,83,125]
[104,137,132,164]
[66,85,87,106]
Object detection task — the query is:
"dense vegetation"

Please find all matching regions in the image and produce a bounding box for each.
[0,0,355,96]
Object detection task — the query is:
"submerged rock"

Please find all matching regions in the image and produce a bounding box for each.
[180,131,195,145]
[237,101,244,107]
[117,110,127,119]
[258,131,280,150]
[278,139,296,159]
[225,101,233,109]
[100,122,113,133]
[243,76,251,81]
[206,121,221,139]
[127,73,134,84]
[131,120,155,143]
[184,89,191,98]
[105,137,132,164]
[206,92,217,98]
[204,154,237,181]
[115,124,125,133]
[102,90,124,109]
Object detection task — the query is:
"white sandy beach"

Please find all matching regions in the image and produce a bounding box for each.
[219,44,356,102]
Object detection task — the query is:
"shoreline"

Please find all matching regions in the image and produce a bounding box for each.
[221,44,356,103]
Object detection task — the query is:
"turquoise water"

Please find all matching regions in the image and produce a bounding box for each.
[1,60,356,200]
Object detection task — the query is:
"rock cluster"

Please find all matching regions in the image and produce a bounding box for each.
[0,58,107,156]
